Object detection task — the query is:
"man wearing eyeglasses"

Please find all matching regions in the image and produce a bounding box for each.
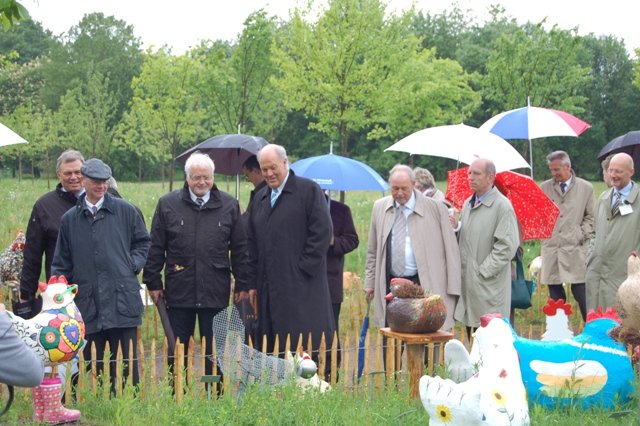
[144,152,248,387]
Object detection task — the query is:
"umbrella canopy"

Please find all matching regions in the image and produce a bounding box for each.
[597,131,640,168]
[0,121,28,147]
[290,153,389,192]
[175,133,269,175]
[385,123,530,173]
[479,100,591,178]
[480,106,591,140]
[445,167,559,241]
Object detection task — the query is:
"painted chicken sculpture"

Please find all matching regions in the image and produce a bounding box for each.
[516,306,633,408]
[7,275,85,365]
[419,313,530,426]
[6,275,85,423]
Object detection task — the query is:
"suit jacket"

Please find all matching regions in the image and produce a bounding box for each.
[540,173,595,284]
[247,170,335,354]
[586,183,640,311]
[327,198,359,304]
[365,190,461,330]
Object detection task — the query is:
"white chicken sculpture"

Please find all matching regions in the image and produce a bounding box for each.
[419,313,529,426]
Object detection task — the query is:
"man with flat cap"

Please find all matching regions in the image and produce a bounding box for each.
[52,158,150,390]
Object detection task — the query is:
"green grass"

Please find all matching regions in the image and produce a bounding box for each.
[0,176,636,425]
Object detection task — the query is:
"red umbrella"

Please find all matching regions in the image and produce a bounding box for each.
[445,167,559,241]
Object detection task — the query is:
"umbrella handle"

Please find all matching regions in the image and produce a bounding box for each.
[366,300,371,317]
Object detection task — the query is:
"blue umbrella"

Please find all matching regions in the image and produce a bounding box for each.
[290,153,388,192]
[357,301,371,379]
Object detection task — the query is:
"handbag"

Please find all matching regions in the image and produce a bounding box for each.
[511,251,534,310]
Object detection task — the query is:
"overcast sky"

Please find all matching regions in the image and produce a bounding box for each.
[23,0,638,56]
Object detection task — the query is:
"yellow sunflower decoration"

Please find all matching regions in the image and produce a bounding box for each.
[491,389,508,406]
[435,404,453,423]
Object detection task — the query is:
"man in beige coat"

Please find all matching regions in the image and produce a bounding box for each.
[453,158,519,337]
[587,153,640,311]
[364,164,461,331]
[540,151,594,321]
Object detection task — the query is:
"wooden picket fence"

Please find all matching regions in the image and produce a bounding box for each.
[1,273,588,402]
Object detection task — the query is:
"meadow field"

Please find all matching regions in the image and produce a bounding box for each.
[0,175,636,425]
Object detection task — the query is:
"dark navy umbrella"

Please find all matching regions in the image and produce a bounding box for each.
[290,153,388,192]
[597,131,640,168]
[175,133,269,175]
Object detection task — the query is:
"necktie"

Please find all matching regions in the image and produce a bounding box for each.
[560,182,567,194]
[91,205,98,217]
[270,189,279,207]
[391,206,407,276]
[611,192,621,217]
[196,198,204,209]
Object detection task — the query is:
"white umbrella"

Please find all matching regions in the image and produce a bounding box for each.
[385,123,530,173]
[0,121,28,147]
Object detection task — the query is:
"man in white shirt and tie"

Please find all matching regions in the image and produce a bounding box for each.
[365,164,461,334]
[540,151,594,322]
[587,152,640,311]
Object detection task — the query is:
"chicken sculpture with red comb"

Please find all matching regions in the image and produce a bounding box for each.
[6,275,85,423]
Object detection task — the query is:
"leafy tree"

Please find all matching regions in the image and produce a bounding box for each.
[0,0,28,30]
[272,0,421,157]
[195,10,285,140]
[482,22,591,173]
[128,50,204,190]
[40,12,143,123]
[0,55,44,114]
[0,18,53,63]
[575,35,640,179]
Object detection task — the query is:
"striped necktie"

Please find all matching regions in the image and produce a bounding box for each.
[611,192,621,217]
[196,198,204,209]
[270,189,279,207]
[391,205,407,276]
[560,182,567,193]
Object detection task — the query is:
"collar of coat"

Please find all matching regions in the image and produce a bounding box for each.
[181,182,223,209]
[383,189,430,218]
[470,186,499,208]
[256,169,301,203]
[606,181,638,204]
[76,192,116,215]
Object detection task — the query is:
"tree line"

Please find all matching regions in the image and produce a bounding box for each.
[1,1,639,189]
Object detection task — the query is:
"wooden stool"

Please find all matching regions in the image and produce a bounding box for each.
[379,327,454,398]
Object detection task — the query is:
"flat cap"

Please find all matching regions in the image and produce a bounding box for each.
[81,158,112,180]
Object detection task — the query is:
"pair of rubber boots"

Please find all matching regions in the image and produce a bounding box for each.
[32,377,81,424]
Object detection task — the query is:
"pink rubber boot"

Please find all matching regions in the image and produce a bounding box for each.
[40,377,81,424]
[32,385,44,422]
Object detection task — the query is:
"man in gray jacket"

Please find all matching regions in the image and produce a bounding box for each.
[0,303,44,387]
[52,158,150,389]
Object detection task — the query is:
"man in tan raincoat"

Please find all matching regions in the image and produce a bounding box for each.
[454,158,519,337]
[540,150,594,321]
[365,164,461,332]
[587,152,640,311]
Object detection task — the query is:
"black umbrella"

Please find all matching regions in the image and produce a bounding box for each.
[597,131,640,167]
[175,134,269,175]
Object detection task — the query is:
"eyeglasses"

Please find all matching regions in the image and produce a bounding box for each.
[189,175,213,183]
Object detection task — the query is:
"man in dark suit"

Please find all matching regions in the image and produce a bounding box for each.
[242,155,267,210]
[246,144,335,365]
[326,196,359,334]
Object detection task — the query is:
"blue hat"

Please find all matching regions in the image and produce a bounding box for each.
[81,158,112,180]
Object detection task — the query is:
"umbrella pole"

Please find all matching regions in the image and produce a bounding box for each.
[529,138,533,178]
[236,174,240,201]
